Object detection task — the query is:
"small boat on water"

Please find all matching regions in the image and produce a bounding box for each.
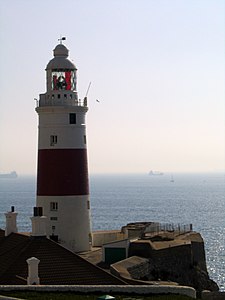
[0,171,18,179]
[149,170,164,176]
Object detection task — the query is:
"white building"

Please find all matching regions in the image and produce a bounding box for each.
[35,39,91,252]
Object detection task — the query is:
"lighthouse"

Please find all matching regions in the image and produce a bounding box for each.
[35,39,91,252]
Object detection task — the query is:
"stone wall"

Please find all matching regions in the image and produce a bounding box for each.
[191,240,207,271]
[202,290,225,300]
[149,244,193,282]
[127,259,150,280]
[128,238,219,294]
[129,242,153,258]
[0,284,197,299]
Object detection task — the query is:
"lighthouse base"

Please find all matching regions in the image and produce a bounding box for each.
[36,195,91,252]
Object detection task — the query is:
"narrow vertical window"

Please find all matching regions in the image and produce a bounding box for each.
[83,135,87,145]
[69,113,76,124]
[87,200,90,210]
[52,226,56,235]
[50,202,58,211]
[50,135,57,146]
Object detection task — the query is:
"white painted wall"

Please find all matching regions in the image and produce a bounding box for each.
[37,195,91,252]
[4,211,18,236]
[36,106,88,150]
[31,216,47,237]
[92,231,127,247]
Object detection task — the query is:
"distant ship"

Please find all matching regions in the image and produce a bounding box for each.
[149,170,164,176]
[0,171,18,179]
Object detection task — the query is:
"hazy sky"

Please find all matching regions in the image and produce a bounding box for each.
[0,0,224,175]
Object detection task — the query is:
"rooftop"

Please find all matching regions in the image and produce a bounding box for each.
[0,229,126,285]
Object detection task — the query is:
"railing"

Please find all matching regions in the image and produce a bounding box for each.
[36,94,87,108]
[143,222,193,235]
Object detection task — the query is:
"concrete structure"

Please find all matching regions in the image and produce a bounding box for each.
[201,290,225,300]
[31,207,47,237]
[92,222,161,247]
[26,257,40,285]
[81,223,219,295]
[4,206,18,236]
[0,285,197,299]
[92,230,127,247]
[35,39,91,252]
[110,256,151,283]
[102,239,130,264]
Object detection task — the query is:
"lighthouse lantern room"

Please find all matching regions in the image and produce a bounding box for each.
[36,40,91,252]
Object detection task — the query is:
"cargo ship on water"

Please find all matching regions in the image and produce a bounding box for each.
[149,170,164,175]
[0,171,18,179]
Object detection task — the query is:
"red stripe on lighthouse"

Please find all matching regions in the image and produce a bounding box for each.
[37,149,89,196]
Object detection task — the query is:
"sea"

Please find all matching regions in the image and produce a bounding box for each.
[0,173,224,290]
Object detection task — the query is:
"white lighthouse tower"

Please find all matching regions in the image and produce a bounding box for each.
[35,39,91,252]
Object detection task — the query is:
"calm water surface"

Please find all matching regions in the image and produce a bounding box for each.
[0,173,224,290]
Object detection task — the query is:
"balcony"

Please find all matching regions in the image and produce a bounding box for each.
[36,93,87,107]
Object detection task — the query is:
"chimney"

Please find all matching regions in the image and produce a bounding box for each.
[31,207,46,237]
[5,206,18,236]
[26,257,40,285]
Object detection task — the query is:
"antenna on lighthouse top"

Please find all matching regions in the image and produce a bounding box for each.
[58,36,66,44]
[83,82,91,107]
[85,82,92,98]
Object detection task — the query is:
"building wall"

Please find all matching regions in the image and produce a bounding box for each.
[191,241,207,271]
[150,244,193,281]
[92,231,126,247]
[37,195,91,252]
[129,242,153,258]
[102,239,130,263]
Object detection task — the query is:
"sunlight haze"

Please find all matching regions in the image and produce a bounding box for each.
[0,0,224,175]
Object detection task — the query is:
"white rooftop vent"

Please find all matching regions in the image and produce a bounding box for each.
[27,257,40,285]
[5,206,18,236]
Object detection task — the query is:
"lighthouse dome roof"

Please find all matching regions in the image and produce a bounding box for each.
[54,44,69,57]
[46,44,76,71]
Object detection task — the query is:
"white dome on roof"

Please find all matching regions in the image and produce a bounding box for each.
[53,44,69,57]
[45,43,76,70]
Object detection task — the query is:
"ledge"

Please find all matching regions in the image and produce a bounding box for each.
[0,285,196,299]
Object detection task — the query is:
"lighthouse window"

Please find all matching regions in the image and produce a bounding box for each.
[69,113,76,124]
[84,135,86,145]
[50,135,57,146]
[50,202,58,211]
[52,70,76,91]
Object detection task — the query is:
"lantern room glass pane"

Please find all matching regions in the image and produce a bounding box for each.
[52,70,76,91]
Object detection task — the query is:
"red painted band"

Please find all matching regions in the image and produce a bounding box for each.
[37,149,89,196]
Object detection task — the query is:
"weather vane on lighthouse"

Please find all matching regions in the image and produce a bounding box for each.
[58,36,66,44]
